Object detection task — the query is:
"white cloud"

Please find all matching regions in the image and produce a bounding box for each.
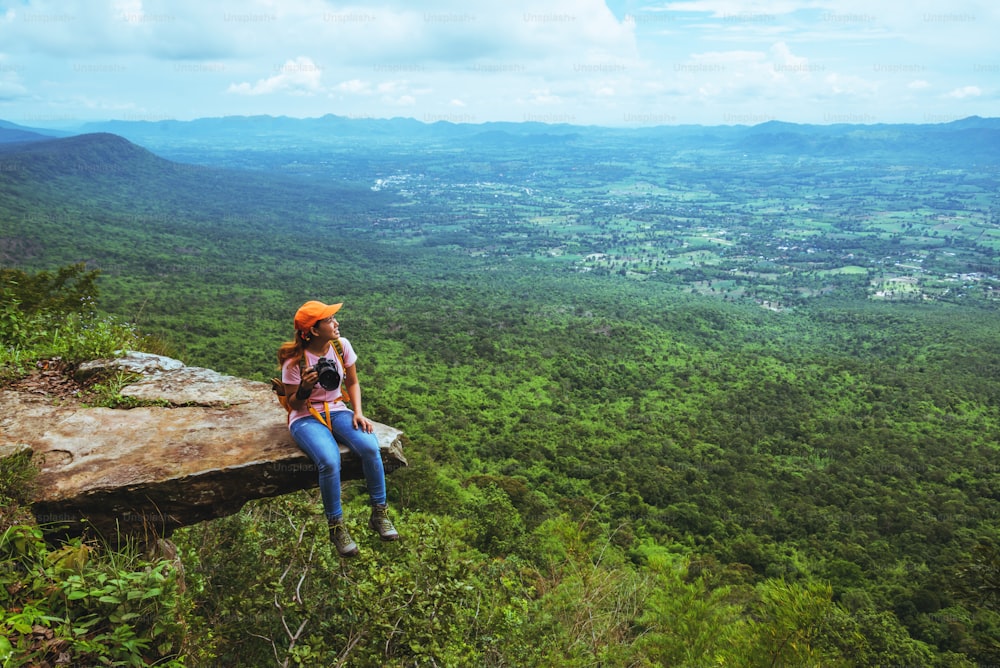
[824,72,878,96]
[519,88,562,106]
[0,0,241,59]
[335,79,372,95]
[227,57,323,96]
[670,41,829,100]
[0,0,996,125]
[945,85,982,99]
[0,55,28,100]
[0,80,28,101]
[655,0,811,18]
[376,81,404,95]
[386,94,416,106]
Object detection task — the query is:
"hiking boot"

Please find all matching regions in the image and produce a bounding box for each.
[328,519,359,557]
[368,504,400,541]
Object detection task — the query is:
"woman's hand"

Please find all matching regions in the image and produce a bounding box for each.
[299,365,318,391]
[287,366,318,405]
[353,411,374,433]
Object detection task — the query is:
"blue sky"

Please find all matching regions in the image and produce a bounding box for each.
[0,0,996,128]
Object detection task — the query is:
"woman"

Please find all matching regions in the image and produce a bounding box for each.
[278,300,399,557]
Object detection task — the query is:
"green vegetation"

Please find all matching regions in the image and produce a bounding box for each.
[0,267,185,666]
[1,124,999,665]
[0,524,187,667]
[0,264,151,378]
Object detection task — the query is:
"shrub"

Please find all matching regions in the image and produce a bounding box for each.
[0,525,187,667]
[0,448,39,533]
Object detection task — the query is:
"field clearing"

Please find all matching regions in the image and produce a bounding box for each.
[672,250,724,266]
[681,236,731,249]
[356,143,998,306]
[689,279,745,295]
[528,215,575,225]
[775,226,828,238]
[609,216,657,229]
[697,234,734,246]
[608,181,681,197]
[899,236,949,248]
[553,223,603,234]
[872,275,923,299]
[817,265,869,276]
[867,220,911,234]
[978,228,1000,250]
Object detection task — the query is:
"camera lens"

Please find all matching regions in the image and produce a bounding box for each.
[315,357,340,390]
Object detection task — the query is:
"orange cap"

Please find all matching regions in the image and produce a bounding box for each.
[294,300,342,331]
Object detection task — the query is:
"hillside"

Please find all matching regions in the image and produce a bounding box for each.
[2,127,999,666]
[0,133,177,181]
[0,119,65,144]
[0,128,51,144]
[0,133,393,277]
[0,131,376,196]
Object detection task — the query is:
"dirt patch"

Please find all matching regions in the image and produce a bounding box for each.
[6,359,95,405]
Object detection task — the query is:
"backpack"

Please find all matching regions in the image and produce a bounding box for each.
[271,338,349,421]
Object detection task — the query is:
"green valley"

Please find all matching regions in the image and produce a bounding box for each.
[1,118,999,666]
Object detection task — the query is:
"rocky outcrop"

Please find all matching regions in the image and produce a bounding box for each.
[1,352,407,540]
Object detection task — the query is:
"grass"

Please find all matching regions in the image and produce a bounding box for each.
[819,266,869,276]
[81,369,163,409]
[0,448,39,532]
[1,270,165,390]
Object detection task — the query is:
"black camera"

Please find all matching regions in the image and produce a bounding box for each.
[313,357,341,390]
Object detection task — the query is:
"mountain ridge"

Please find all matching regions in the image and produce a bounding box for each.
[0,128,52,145]
[7,113,997,142]
[46,113,999,161]
[72,112,999,131]
[0,120,72,144]
[0,132,197,185]
[5,113,997,162]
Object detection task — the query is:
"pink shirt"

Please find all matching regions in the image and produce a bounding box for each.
[281,337,358,426]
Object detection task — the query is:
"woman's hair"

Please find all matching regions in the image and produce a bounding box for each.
[277,329,309,366]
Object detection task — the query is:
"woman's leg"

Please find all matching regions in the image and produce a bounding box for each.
[289,416,344,520]
[327,410,386,506]
[327,411,399,541]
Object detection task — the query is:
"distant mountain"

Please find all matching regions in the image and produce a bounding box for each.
[935,115,1000,131]
[0,120,67,144]
[0,133,192,185]
[69,114,1000,163]
[471,129,582,146]
[733,118,1000,160]
[79,114,450,144]
[0,120,64,144]
[77,114,592,151]
[0,130,389,231]
[0,128,49,144]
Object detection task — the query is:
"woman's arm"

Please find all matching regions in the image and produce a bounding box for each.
[284,363,318,411]
[343,364,373,433]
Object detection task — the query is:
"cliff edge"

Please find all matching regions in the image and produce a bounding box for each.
[0,352,407,540]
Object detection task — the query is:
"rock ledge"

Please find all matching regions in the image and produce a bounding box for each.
[1,352,407,539]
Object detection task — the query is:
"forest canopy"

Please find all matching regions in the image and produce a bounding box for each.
[1,124,998,666]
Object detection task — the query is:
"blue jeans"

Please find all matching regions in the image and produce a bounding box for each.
[289,410,386,520]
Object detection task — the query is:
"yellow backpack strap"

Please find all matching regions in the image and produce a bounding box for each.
[308,402,333,433]
[329,338,351,407]
[305,343,346,430]
[330,337,347,371]
[276,351,341,430]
